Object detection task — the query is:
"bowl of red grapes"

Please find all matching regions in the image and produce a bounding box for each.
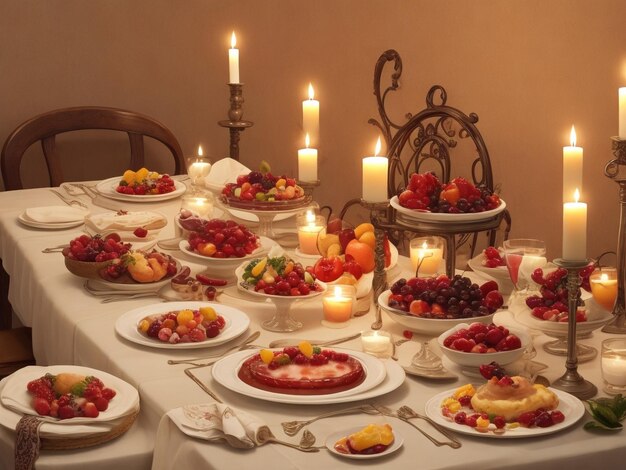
[63,233,131,279]
[378,275,504,335]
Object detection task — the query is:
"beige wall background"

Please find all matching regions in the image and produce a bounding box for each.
[1,0,624,262]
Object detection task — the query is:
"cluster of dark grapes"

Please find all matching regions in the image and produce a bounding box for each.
[388,275,491,319]
[246,170,276,190]
[432,188,499,214]
[525,263,594,312]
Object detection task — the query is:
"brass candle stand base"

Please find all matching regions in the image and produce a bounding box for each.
[360,199,390,330]
[550,258,598,399]
[218,83,253,160]
[602,137,626,333]
[297,180,320,195]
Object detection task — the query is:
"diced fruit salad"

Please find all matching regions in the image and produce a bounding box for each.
[222,165,304,202]
[138,306,226,344]
[388,275,503,318]
[397,172,501,213]
[442,322,522,353]
[27,373,116,419]
[185,218,260,258]
[116,168,176,195]
[240,253,322,296]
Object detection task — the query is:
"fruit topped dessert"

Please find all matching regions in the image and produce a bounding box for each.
[334,424,395,455]
[183,218,260,258]
[240,249,323,296]
[397,172,501,213]
[439,365,563,433]
[101,250,178,283]
[238,341,365,395]
[221,163,304,203]
[27,372,116,419]
[137,306,226,344]
[116,167,176,195]
[387,275,504,318]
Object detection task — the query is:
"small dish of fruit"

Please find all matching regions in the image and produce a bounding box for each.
[467,246,513,291]
[437,322,530,368]
[137,306,226,344]
[221,166,306,208]
[62,233,132,278]
[116,168,176,195]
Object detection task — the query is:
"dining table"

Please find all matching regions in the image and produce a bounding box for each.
[0,181,625,470]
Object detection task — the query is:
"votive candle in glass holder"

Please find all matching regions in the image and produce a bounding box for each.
[321,285,355,328]
[590,268,618,311]
[410,236,444,277]
[180,192,214,219]
[186,146,211,187]
[601,338,626,395]
[361,330,391,357]
[297,211,326,255]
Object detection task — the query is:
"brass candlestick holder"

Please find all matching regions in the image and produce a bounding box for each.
[218,83,253,160]
[602,136,626,333]
[360,199,390,330]
[551,258,598,399]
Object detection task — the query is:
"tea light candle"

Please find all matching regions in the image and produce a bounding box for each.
[297,211,325,255]
[562,188,587,261]
[361,330,391,354]
[562,126,583,203]
[298,133,318,181]
[187,146,211,185]
[602,355,626,386]
[228,31,240,84]
[410,237,443,276]
[302,83,319,148]
[590,269,618,311]
[362,137,388,202]
[322,285,354,327]
[618,87,626,139]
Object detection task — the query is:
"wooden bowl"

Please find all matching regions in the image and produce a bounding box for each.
[63,254,112,279]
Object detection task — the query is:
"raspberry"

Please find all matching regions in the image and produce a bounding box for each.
[403,330,413,339]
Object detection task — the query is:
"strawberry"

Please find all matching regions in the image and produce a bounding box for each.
[82,402,100,418]
[133,227,148,238]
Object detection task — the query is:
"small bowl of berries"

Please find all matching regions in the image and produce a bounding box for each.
[467,246,514,293]
[437,322,531,369]
[63,234,131,279]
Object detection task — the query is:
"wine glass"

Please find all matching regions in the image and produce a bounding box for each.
[503,239,547,298]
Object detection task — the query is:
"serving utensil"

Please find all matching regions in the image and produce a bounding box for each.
[281,404,380,436]
[168,331,261,366]
[396,405,462,448]
[267,332,362,349]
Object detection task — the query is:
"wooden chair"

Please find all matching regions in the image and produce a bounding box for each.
[1,106,184,190]
[344,49,511,277]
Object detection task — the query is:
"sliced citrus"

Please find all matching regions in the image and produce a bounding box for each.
[298,340,314,358]
[259,349,275,364]
[251,257,268,277]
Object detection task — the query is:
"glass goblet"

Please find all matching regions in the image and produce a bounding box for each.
[503,239,547,296]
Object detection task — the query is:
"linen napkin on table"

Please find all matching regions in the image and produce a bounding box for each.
[24,206,88,223]
[84,210,168,233]
[204,158,250,192]
[168,403,272,449]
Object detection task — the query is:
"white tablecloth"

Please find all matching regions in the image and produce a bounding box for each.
[1,185,625,469]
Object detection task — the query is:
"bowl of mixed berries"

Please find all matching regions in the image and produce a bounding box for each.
[63,233,131,279]
[378,275,504,335]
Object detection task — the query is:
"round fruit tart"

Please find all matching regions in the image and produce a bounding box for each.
[26,373,116,419]
[238,342,366,395]
[116,167,176,195]
[137,306,225,344]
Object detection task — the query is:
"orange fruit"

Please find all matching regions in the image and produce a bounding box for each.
[358,231,376,250]
[345,239,375,273]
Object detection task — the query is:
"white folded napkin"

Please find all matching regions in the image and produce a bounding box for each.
[168,403,272,449]
[24,206,88,223]
[84,211,167,232]
[204,158,250,189]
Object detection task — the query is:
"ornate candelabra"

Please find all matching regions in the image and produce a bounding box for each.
[218,84,253,160]
[360,200,390,330]
[602,137,626,333]
[551,258,598,399]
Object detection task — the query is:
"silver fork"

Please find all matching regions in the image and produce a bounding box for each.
[49,189,89,209]
[281,404,380,436]
[372,404,461,448]
[396,405,462,449]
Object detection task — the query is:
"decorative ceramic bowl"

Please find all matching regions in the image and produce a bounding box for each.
[437,322,531,367]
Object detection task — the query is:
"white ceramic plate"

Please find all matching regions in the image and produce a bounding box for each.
[86,256,182,292]
[95,176,186,202]
[178,236,276,264]
[325,426,404,459]
[212,350,406,405]
[0,365,139,426]
[114,301,250,350]
[18,212,86,230]
[424,387,585,438]
[390,195,506,222]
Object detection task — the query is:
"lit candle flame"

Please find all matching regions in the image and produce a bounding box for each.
[570,125,577,147]
[305,133,310,149]
[333,285,342,298]
[230,31,237,49]
[600,273,609,282]
[573,188,580,203]
[308,83,315,100]
[305,210,315,224]
[197,145,203,156]
[374,137,382,156]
